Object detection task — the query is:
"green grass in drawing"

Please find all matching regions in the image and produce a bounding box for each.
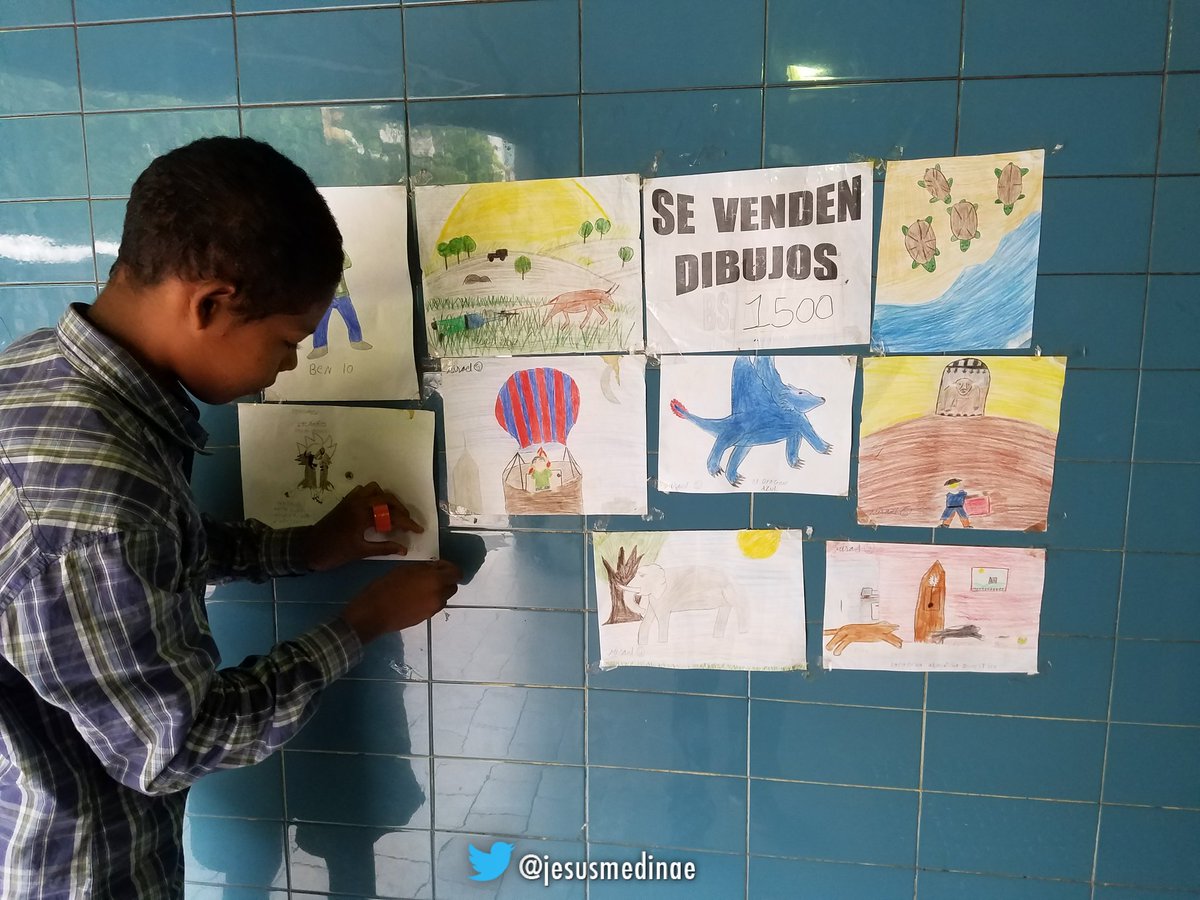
[426,293,635,355]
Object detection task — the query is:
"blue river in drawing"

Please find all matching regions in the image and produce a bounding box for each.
[872,211,1041,353]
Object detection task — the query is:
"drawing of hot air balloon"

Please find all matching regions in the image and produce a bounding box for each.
[494,367,584,514]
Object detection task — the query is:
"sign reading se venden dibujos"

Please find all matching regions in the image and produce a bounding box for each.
[643,164,873,352]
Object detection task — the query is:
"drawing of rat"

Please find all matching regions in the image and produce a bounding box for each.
[670,356,833,487]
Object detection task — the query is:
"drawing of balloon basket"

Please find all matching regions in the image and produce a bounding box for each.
[495,367,584,515]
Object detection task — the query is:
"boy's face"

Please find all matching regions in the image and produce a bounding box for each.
[184,297,330,404]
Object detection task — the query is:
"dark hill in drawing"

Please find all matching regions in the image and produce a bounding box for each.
[857,415,1057,531]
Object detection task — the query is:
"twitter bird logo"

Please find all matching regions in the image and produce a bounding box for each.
[468,841,515,882]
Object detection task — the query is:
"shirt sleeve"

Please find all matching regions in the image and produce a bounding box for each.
[201,514,312,582]
[0,527,362,796]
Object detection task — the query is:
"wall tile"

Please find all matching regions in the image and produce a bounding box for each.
[0,285,91,350]
[183,816,288,889]
[237,9,403,104]
[205,600,275,666]
[431,608,584,687]
[405,0,576,99]
[288,823,432,900]
[749,779,917,865]
[926,636,1114,720]
[963,0,1168,75]
[1151,176,1200,273]
[0,26,80,114]
[0,200,94,283]
[583,88,762,178]
[1111,640,1200,725]
[433,757,583,841]
[923,713,1106,801]
[765,81,958,171]
[1032,275,1146,369]
[446,530,585,609]
[1142,275,1200,369]
[1096,805,1200,890]
[1120,552,1200,642]
[1104,723,1200,808]
[408,96,581,184]
[240,0,388,9]
[588,844,745,899]
[1170,0,1200,69]
[241,103,407,188]
[589,768,746,853]
[1045,461,1130,550]
[919,793,1097,880]
[1039,178,1154,274]
[433,683,583,765]
[433,832,584,900]
[1160,74,1200,175]
[960,77,1162,177]
[78,19,236,110]
[1057,369,1138,461]
[590,690,746,776]
[1136,371,1200,461]
[185,885,287,900]
[0,116,86,200]
[585,0,763,91]
[75,0,232,20]
[919,870,1091,900]
[751,856,914,900]
[750,666,926,709]
[0,2,72,26]
[1097,888,1200,900]
[289,680,428,756]
[189,446,242,520]
[285,751,431,829]
[276,600,429,682]
[84,109,240,197]
[1127,462,1200,553]
[768,0,959,82]
[186,755,283,820]
[751,700,921,788]
[1040,549,1121,639]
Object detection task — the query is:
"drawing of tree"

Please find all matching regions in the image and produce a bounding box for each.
[514,255,532,280]
[462,235,477,258]
[437,241,451,269]
[601,545,646,624]
[618,246,634,267]
[578,220,594,243]
[447,236,464,263]
[594,217,611,239]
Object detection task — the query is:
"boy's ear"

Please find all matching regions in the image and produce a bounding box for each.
[188,280,240,331]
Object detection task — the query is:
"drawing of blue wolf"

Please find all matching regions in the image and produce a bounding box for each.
[670,356,833,487]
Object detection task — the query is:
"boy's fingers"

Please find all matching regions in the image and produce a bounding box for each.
[366,539,407,557]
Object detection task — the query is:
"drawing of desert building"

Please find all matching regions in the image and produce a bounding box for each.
[857,356,1066,531]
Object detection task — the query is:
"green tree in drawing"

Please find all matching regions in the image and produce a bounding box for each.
[437,241,451,269]
[447,236,464,263]
[514,255,532,280]
[462,235,477,259]
[618,246,634,267]
[594,217,611,239]
[578,220,594,243]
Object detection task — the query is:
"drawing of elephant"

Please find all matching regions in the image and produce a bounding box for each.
[627,564,750,645]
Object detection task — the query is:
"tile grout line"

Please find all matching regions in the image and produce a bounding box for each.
[913,673,929,899]
[230,0,244,137]
[67,0,99,288]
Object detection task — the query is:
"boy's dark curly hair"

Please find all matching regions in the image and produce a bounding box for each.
[115,136,344,319]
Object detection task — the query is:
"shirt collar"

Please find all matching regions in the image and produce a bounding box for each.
[56,303,209,454]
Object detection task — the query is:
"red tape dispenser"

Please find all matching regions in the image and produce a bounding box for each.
[372,503,391,535]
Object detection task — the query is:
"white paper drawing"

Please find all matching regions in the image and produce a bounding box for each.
[657,354,855,495]
[266,186,419,401]
[435,355,647,525]
[643,164,873,353]
[823,542,1046,673]
[593,530,806,670]
[237,403,438,560]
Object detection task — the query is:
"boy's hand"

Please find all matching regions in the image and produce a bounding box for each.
[341,560,462,643]
[304,482,424,572]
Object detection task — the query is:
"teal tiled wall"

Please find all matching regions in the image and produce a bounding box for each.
[1,2,1197,898]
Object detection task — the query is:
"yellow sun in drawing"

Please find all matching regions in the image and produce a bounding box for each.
[737,530,781,559]
[432,179,609,268]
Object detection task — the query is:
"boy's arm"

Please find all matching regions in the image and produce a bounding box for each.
[201,514,311,582]
[0,527,361,796]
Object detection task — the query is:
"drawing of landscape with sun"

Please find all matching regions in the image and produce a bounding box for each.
[415,175,643,357]
[593,530,806,670]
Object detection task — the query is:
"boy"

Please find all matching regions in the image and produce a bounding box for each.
[0,137,462,898]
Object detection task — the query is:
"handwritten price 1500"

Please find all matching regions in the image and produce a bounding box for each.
[743,294,834,330]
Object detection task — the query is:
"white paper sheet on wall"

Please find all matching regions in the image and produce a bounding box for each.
[433,355,647,525]
[237,403,439,560]
[593,530,806,671]
[657,354,856,495]
[266,186,419,402]
[642,163,873,353]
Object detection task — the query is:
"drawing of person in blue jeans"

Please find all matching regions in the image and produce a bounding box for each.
[939,477,972,528]
[309,251,372,359]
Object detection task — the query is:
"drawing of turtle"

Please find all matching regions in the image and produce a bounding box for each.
[994,162,1029,215]
[947,199,981,251]
[901,216,940,272]
[918,164,953,204]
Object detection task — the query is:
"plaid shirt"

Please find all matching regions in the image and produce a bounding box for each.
[0,305,362,899]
